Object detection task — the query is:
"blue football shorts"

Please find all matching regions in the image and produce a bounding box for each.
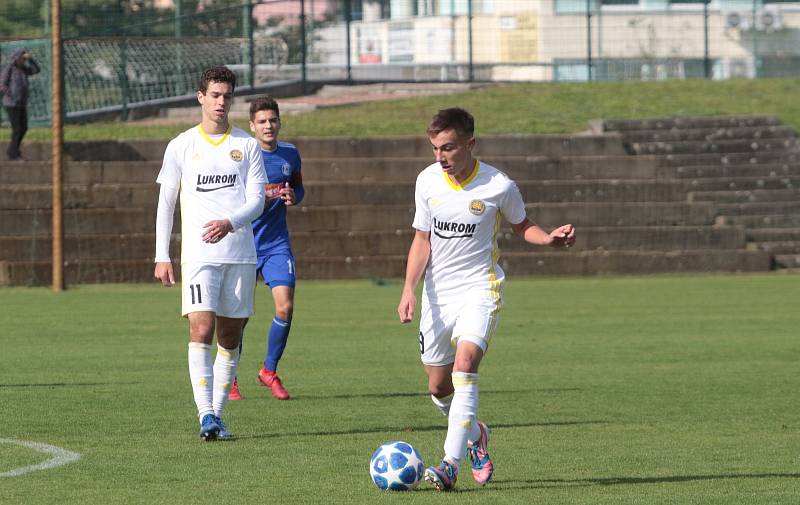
[256,253,296,289]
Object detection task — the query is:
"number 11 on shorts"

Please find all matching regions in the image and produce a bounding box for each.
[189,283,202,304]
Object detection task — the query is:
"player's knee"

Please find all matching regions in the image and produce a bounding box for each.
[428,381,454,398]
[190,323,214,343]
[275,301,293,321]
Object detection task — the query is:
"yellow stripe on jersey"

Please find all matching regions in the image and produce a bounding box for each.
[197,124,232,146]
[442,159,480,191]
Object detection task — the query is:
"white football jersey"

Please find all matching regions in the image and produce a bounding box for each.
[157,125,267,264]
[412,160,527,305]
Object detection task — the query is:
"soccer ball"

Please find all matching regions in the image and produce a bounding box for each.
[369,441,425,491]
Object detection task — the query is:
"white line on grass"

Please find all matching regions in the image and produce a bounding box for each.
[0,438,81,477]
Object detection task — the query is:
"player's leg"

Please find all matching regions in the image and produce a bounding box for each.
[227,318,248,402]
[257,254,296,400]
[449,301,500,486]
[183,262,224,440]
[419,300,461,491]
[211,264,257,438]
[445,341,486,480]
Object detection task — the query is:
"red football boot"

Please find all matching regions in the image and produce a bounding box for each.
[258,368,290,400]
[228,377,243,401]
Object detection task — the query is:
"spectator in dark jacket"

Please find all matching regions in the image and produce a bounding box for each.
[0,48,40,160]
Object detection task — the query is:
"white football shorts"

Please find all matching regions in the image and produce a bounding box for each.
[181,262,256,318]
[418,295,502,366]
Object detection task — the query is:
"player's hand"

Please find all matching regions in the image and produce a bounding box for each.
[202,219,233,243]
[154,261,175,286]
[280,182,296,206]
[398,291,416,323]
[549,224,576,248]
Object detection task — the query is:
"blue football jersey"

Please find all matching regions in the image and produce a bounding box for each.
[252,142,304,256]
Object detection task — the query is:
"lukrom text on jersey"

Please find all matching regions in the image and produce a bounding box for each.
[196,174,238,185]
[433,217,477,236]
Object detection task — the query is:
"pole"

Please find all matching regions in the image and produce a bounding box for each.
[703,0,711,79]
[176,0,183,94]
[752,0,759,77]
[246,2,255,89]
[120,31,129,120]
[467,0,473,81]
[51,0,64,291]
[586,0,593,82]
[345,0,352,84]
[300,0,307,93]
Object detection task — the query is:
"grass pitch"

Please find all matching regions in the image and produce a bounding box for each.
[1,275,799,505]
[6,77,800,141]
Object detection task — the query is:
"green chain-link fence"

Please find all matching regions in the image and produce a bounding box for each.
[4,1,800,125]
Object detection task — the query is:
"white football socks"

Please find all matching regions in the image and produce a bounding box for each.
[431,393,453,417]
[443,372,481,464]
[188,342,214,420]
[212,344,240,418]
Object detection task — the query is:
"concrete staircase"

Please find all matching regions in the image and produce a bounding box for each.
[2,117,797,285]
[602,115,800,271]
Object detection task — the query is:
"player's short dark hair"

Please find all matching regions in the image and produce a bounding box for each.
[427,107,475,139]
[249,96,280,120]
[198,66,237,94]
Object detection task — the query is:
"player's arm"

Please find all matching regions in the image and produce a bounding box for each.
[398,230,431,323]
[280,156,304,206]
[154,183,179,286]
[511,218,575,248]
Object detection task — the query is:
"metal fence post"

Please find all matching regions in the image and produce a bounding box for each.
[752,0,759,77]
[704,0,711,79]
[246,2,255,89]
[300,0,307,93]
[468,0,473,81]
[120,31,129,120]
[345,0,352,84]
[586,0,593,82]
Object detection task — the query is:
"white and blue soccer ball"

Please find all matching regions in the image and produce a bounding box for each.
[369,441,425,491]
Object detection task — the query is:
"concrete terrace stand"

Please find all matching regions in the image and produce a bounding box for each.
[2,116,797,286]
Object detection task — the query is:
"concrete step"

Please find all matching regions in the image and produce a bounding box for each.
[682,176,800,192]
[655,151,800,167]
[603,116,781,132]
[751,241,800,255]
[0,234,154,261]
[628,138,797,156]
[0,249,772,286]
[716,214,800,228]
[0,208,161,236]
[774,254,800,268]
[619,125,796,144]
[715,201,800,216]
[0,161,161,185]
[300,180,689,206]
[1,226,746,262]
[746,228,800,242]
[301,156,660,182]
[664,163,800,179]
[1,134,627,162]
[689,188,800,204]
[0,156,662,185]
[287,202,716,232]
[0,184,157,210]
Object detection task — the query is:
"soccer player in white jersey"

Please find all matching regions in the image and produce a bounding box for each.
[397,108,576,490]
[154,66,267,441]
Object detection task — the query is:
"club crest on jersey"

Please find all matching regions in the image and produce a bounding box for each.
[282,163,291,176]
[229,149,243,162]
[469,199,486,215]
